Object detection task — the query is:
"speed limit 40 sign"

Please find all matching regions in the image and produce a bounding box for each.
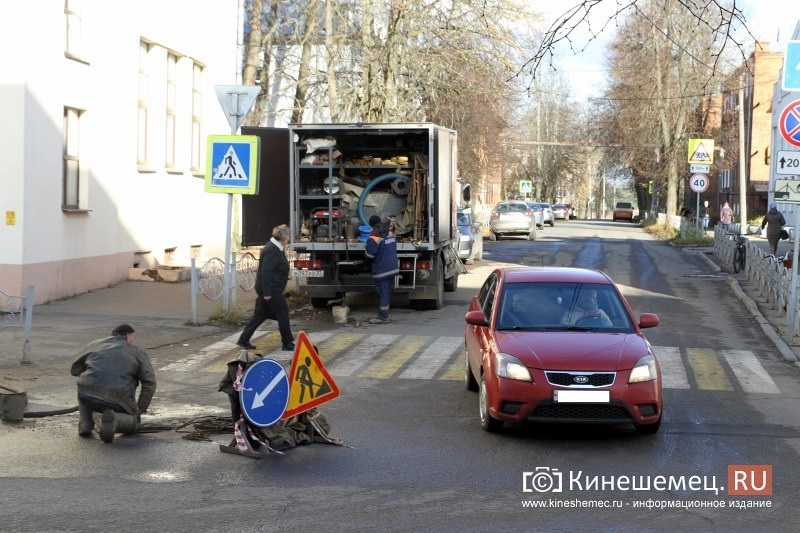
[689,174,709,193]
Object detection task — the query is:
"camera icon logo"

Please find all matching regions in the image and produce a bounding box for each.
[523,467,563,493]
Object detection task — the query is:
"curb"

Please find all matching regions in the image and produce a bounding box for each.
[693,250,799,365]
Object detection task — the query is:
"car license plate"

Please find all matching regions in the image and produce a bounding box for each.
[294,270,324,278]
[553,390,610,403]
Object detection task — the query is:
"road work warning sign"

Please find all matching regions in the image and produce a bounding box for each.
[283,331,340,419]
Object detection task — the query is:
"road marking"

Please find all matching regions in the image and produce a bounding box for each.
[169,333,780,394]
[315,332,364,364]
[361,335,430,379]
[653,346,690,389]
[721,350,781,394]
[399,337,464,379]
[686,347,734,391]
[440,346,466,381]
[327,333,400,376]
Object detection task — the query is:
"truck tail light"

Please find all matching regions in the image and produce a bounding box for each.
[416,260,432,271]
[294,259,323,269]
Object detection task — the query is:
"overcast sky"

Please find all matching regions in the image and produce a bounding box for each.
[533,0,800,101]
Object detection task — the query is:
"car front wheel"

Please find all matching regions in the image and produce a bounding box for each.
[479,375,503,432]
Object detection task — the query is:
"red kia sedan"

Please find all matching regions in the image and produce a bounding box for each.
[464,267,662,433]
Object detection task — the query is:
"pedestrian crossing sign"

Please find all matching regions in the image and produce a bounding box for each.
[687,138,714,165]
[205,135,260,194]
[282,331,340,419]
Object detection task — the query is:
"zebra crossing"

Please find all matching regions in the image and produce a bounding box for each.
[161,331,782,393]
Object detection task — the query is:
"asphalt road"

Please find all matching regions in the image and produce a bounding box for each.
[2,219,799,532]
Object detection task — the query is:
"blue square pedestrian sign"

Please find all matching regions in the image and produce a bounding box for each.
[783,41,800,92]
[205,135,260,194]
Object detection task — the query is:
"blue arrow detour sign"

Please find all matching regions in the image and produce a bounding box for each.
[239,359,289,427]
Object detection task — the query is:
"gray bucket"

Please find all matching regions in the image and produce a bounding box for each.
[0,385,27,422]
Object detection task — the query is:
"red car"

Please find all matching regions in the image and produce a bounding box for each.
[464,267,662,433]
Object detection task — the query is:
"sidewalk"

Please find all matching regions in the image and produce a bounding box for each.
[0,280,250,369]
[692,239,800,367]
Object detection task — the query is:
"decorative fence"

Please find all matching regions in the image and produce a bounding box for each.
[189,252,259,323]
[713,226,794,318]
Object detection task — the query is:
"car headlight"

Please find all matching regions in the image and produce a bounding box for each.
[628,354,658,383]
[494,352,532,381]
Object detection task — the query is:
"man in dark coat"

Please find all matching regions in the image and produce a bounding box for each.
[365,216,399,324]
[237,224,295,351]
[761,202,786,256]
[70,324,156,443]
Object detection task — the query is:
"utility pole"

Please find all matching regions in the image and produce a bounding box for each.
[738,78,747,235]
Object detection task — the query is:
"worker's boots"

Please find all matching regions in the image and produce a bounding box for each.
[77,400,94,437]
[99,410,140,443]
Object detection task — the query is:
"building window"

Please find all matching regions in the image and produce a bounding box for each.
[64,0,82,59]
[191,62,204,173]
[137,41,151,167]
[166,52,178,170]
[63,107,83,209]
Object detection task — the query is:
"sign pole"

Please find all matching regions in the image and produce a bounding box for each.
[215,85,261,311]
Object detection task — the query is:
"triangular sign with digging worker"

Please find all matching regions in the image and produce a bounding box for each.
[282,331,340,419]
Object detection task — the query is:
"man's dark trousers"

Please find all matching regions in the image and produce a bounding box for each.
[239,294,293,346]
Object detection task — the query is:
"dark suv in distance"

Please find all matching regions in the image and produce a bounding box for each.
[488,201,537,241]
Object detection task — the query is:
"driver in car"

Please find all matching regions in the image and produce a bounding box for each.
[561,289,612,326]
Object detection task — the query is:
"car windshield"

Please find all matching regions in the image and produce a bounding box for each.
[617,203,632,209]
[496,282,635,332]
[457,212,471,226]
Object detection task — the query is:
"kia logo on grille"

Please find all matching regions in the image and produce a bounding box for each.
[573,375,589,384]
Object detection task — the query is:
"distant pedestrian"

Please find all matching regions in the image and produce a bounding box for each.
[237,224,295,351]
[365,215,398,324]
[761,202,786,256]
[720,202,733,231]
[70,324,156,443]
[700,201,710,231]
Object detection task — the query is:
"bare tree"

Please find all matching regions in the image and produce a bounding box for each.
[514,0,754,91]
[602,0,727,216]
[239,0,539,206]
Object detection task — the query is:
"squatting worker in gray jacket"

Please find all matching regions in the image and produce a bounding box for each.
[70,324,156,443]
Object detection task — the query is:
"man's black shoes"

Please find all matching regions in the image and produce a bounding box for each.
[237,340,257,350]
[281,343,295,351]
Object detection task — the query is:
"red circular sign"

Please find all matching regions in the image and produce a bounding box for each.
[689,174,709,193]
[779,100,800,147]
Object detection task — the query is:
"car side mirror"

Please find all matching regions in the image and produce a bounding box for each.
[465,309,489,327]
[639,313,659,329]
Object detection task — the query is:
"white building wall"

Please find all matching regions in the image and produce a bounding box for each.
[0,1,243,304]
[770,21,800,229]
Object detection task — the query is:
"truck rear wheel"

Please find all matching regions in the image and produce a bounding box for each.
[444,272,458,292]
